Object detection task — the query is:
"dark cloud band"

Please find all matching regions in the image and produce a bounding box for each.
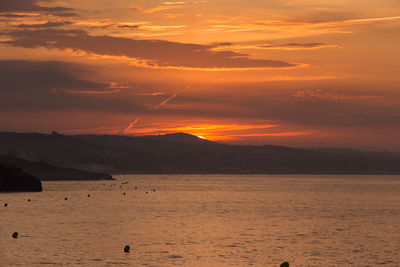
[3,29,298,69]
[0,0,76,17]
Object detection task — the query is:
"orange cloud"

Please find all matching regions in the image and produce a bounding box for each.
[293,90,381,101]
[227,131,316,138]
[164,13,184,19]
[72,20,144,29]
[0,12,41,17]
[129,5,184,14]
[108,82,130,89]
[162,1,186,4]
[120,121,288,141]
[205,15,400,38]
[63,89,121,95]
[212,43,341,51]
[139,25,187,31]
[137,92,166,96]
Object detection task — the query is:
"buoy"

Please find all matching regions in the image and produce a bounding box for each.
[12,232,18,239]
[280,262,289,267]
[124,245,130,253]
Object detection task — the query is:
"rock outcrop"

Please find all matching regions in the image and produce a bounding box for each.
[0,165,42,192]
[0,155,114,181]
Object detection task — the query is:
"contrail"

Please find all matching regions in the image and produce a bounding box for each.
[122,118,139,134]
[153,94,177,109]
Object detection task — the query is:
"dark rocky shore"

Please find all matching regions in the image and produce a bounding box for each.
[0,165,42,192]
[0,155,114,181]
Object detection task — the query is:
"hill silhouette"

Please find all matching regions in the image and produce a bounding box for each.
[1,131,400,174]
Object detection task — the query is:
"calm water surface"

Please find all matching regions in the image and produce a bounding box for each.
[1,175,400,266]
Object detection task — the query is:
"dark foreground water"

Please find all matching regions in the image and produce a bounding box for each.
[1,175,400,266]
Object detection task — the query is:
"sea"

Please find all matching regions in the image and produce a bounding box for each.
[1,174,399,266]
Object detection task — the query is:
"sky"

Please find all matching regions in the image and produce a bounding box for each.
[1,0,400,150]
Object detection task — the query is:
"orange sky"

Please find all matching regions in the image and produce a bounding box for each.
[1,0,400,150]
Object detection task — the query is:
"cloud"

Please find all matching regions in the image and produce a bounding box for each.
[211,42,341,51]
[63,89,121,95]
[0,60,145,112]
[162,2,186,5]
[0,12,41,18]
[1,58,397,132]
[258,43,341,50]
[142,5,184,14]
[0,60,194,116]
[206,15,400,38]
[293,89,381,100]
[0,0,76,17]
[3,16,143,30]
[137,92,166,96]
[3,29,299,70]
[1,60,399,147]
[58,120,314,142]
[71,20,143,29]
[16,21,71,29]
[116,121,283,140]
[110,120,316,141]
[164,13,185,19]
[129,2,185,14]
[346,16,400,24]
[161,84,400,128]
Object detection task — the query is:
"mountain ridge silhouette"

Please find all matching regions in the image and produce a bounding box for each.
[1,131,399,174]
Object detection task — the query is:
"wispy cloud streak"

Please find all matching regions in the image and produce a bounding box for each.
[153,94,177,109]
